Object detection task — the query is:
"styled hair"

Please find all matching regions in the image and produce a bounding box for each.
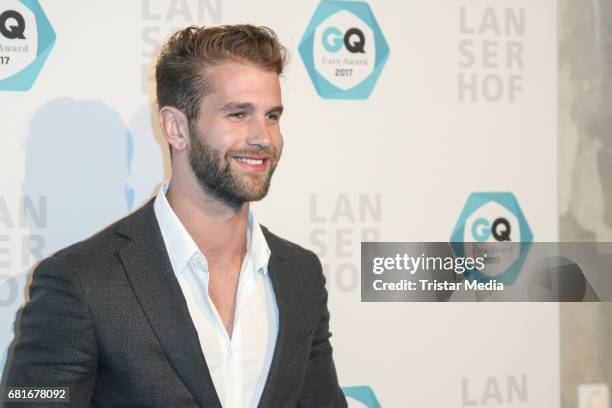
[155,24,288,123]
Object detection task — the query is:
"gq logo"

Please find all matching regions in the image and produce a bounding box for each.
[322,26,365,53]
[299,1,389,99]
[450,193,532,285]
[342,385,381,408]
[471,216,511,242]
[0,0,55,91]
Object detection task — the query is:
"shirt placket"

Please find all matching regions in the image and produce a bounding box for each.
[192,252,259,408]
[225,255,259,408]
[189,253,232,405]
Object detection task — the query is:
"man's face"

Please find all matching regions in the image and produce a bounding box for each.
[187,61,284,205]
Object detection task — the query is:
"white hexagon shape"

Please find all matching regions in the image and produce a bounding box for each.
[313,9,375,91]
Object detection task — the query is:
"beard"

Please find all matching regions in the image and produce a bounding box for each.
[188,126,280,205]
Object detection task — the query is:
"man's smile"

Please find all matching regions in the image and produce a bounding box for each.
[232,155,270,173]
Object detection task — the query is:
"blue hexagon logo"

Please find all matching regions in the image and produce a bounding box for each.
[450,193,533,285]
[0,0,56,91]
[343,385,381,407]
[299,0,389,99]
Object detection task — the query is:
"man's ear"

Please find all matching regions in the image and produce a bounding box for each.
[159,106,190,154]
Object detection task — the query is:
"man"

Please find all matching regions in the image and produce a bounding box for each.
[4,25,347,408]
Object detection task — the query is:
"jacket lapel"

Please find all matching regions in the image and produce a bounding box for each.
[257,230,295,408]
[116,199,222,408]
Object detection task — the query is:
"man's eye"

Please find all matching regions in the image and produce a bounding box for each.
[229,112,247,119]
[266,112,280,121]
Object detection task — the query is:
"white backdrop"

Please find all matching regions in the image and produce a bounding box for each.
[0,0,558,406]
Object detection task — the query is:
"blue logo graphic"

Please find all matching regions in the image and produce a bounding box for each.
[299,1,389,99]
[343,385,381,407]
[450,193,533,285]
[0,0,56,91]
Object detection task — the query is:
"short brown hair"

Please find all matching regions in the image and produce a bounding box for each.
[155,25,288,123]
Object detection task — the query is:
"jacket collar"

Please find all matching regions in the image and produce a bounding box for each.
[117,198,222,408]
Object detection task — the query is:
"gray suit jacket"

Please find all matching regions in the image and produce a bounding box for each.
[4,199,347,407]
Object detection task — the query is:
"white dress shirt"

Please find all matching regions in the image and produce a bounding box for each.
[153,181,278,408]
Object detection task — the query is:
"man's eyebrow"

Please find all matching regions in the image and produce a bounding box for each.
[220,102,254,112]
[220,102,284,115]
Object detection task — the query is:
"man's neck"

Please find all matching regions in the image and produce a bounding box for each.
[165,176,249,267]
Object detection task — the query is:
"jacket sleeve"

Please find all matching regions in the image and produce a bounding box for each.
[296,253,347,408]
[3,255,97,407]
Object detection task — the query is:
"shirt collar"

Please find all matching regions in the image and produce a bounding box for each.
[247,208,272,275]
[153,181,271,277]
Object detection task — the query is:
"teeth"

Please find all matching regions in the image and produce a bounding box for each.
[235,157,264,165]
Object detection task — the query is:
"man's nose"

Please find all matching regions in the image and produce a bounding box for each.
[246,116,273,148]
